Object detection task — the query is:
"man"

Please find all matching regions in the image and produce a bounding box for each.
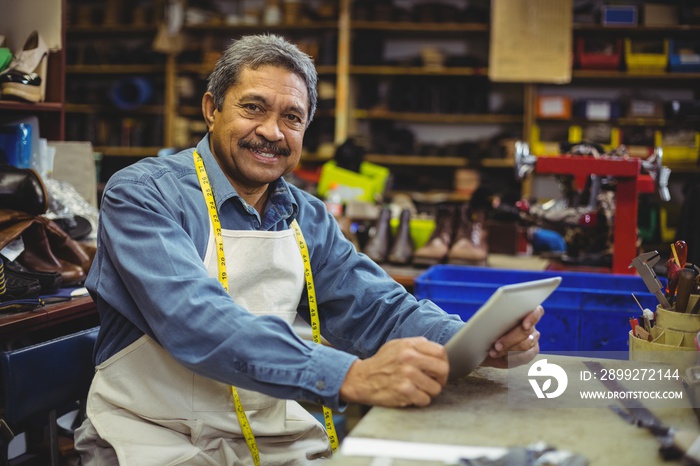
[75,34,543,465]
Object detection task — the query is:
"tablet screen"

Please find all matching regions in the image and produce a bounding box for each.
[444,276,562,379]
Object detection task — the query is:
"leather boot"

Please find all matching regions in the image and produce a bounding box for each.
[447,205,488,266]
[388,208,414,265]
[0,164,48,215]
[413,205,455,267]
[363,206,392,263]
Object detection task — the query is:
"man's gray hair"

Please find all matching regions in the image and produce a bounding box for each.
[207,34,318,126]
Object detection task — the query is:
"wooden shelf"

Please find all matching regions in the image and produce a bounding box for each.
[571,70,700,80]
[351,20,488,32]
[67,24,159,34]
[350,65,488,76]
[183,21,339,32]
[354,109,522,124]
[535,116,700,128]
[177,63,336,75]
[66,104,165,114]
[573,24,700,34]
[66,64,166,74]
[0,101,64,112]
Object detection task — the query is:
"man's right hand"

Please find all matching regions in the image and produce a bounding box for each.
[338,336,449,408]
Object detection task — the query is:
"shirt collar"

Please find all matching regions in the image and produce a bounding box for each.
[195,134,299,226]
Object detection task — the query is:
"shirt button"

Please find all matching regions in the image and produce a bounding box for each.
[315,380,326,390]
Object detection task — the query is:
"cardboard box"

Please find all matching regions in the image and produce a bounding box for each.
[643,3,678,26]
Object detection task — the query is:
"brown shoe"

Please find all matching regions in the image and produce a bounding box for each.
[363,206,392,263]
[413,205,455,267]
[447,206,488,266]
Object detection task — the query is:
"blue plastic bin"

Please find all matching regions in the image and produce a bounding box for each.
[414,265,663,352]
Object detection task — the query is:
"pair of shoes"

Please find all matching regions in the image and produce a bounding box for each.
[363,207,414,265]
[447,206,488,266]
[413,204,488,267]
[0,31,48,103]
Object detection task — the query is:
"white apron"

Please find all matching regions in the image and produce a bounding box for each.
[75,227,331,465]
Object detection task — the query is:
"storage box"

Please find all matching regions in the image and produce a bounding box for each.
[602,5,638,26]
[536,96,572,119]
[317,160,390,203]
[654,129,700,162]
[573,99,622,121]
[414,265,663,352]
[627,98,664,119]
[643,4,678,26]
[625,38,669,73]
[669,39,700,72]
[575,37,622,70]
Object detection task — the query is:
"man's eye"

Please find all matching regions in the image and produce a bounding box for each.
[244,104,260,112]
[285,114,302,123]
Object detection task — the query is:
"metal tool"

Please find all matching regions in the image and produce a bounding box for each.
[629,251,671,310]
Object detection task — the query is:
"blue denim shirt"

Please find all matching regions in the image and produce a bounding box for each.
[86,134,464,410]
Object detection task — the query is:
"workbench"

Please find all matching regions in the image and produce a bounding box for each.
[332,354,700,466]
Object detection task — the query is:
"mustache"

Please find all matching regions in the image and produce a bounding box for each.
[238,139,291,157]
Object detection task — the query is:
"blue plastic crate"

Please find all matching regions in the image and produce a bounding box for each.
[414,265,663,352]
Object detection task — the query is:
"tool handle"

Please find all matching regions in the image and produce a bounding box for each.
[676,268,696,313]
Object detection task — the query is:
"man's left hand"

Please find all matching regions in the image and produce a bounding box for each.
[481,305,544,369]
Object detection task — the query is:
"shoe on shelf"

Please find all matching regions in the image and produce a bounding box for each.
[447,206,488,266]
[0,31,48,103]
[387,208,414,266]
[363,206,392,264]
[412,205,456,267]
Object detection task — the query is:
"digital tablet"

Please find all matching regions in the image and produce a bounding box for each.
[445,276,562,379]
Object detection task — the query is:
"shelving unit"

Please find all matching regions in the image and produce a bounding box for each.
[0,0,66,142]
[57,0,700,237]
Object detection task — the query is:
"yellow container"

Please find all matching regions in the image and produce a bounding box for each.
[317,161,390,203]
[390,217,435,250]
[654,131,700,163]
[629,329,698,370]
[625,38,669,73]
[656,304,700,332]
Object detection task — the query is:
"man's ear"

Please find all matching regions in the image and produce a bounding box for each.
[202,92,217,131]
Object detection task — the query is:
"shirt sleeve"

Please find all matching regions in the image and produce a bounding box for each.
[92,177,358,410]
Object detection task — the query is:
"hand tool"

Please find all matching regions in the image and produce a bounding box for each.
[677,268,698,313]
[631,293,653,331]
[691,294,700,315]
[629,251,671,310]
[675,240,688,268]
[666,257,681,303]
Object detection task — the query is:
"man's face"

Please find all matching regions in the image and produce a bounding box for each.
[204,65,309,191]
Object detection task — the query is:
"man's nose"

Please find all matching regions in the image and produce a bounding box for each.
[256,116,283,141]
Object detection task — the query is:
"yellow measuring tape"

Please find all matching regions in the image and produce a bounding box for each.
[193,151,338,464]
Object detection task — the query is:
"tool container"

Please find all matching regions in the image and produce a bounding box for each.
[414,265,663,352]
[624,38,669,73]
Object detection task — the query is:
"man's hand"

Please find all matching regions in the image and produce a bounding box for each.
[339,337,448,408]
[481,305,544,369]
